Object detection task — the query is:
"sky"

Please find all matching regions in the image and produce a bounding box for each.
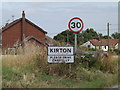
[1,2,118,38]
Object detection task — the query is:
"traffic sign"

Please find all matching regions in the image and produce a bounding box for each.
[68,17,84,33]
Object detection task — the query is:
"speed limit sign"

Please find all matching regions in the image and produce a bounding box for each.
[68,17,84,33]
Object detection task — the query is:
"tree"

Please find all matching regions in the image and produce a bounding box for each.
[111,32,120,39]
[53,30,75,45]
[98,33,103,38]
[53,28,99,45]
[82,28,98,41]
[101,35,112,39]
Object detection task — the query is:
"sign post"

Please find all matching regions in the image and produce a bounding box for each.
[75,33,77,53]
[68,17,84,72]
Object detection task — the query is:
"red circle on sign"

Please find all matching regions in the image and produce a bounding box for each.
[68,17,84,33]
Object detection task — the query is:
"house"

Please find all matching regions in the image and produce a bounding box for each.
[81,39,119,51]
[1,11,48,51]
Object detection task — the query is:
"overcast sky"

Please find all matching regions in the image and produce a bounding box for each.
[2,2,118,38]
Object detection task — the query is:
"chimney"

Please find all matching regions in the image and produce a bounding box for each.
[21,11,26,41]
[22,11,25,19]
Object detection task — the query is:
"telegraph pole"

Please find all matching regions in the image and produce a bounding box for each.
[107,23,110,52]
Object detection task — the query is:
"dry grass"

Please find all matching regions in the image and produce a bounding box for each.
[96,53,118,73]
[2,42,47,67]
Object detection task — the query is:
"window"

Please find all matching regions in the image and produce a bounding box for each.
[88,45,90,48]
[104,46,107,49]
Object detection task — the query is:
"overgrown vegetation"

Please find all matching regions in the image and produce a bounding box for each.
[2,42,119,88]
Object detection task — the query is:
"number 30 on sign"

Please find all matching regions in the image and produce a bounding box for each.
[68,17,84,33]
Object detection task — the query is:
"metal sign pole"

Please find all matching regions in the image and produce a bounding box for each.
[75,33,77,53]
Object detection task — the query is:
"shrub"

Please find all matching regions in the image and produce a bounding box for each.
[78,46,98,51]
[113,49,120,55]
[80,54,98,68]
[52,41,66,46]
[95,53,118,73]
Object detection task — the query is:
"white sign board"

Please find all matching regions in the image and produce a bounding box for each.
[48,47,73,55]
[48,46,74,63]
[48,56,74,63]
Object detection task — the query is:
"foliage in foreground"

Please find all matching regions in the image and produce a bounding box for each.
[2,66,118,88]
[2,42,119,88]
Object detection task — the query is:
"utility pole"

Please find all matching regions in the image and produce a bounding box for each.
[107,23,110,52]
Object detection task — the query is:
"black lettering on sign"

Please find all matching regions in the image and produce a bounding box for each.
[71,22,75,28]
[50,48,72,53]
[71,22,81,28]
[50,49,53,52]
[56,48,59,53]
[63,48,66,53]
[60,48,62,53]
[76,22,81,28]
[67,48,71,53]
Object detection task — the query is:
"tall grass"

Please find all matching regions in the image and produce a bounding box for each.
[95,53,118,73]
[2,42,47,67]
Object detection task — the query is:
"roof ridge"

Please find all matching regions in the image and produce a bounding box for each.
[2,17,47,34]
[2,18,22,32]
[14,36,46,47]
[25,18,47,34]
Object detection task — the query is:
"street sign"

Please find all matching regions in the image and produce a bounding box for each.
[68,17,84,33]
[48,46,74,63]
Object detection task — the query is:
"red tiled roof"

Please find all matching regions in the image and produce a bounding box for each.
[90,39,119,47]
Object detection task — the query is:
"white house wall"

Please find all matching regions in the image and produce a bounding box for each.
[102,46,108,51]
[81,41,95,48]
[115,43,118,49]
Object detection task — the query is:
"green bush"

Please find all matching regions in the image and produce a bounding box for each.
[113,49,120,55]
[80,54,98,68]
[88,48,97,51]
[78,46,98,51]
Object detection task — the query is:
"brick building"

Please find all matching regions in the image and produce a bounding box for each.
[1,11,47,50]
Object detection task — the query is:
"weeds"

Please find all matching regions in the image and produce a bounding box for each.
[2,42,119,88]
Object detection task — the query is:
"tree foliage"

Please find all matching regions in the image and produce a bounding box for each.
[101,35,112,39]
[53,28,119,45]
[53,28,99,45]
[111,32,120,39]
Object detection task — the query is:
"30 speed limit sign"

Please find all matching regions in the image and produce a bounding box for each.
[68,17,84,33]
